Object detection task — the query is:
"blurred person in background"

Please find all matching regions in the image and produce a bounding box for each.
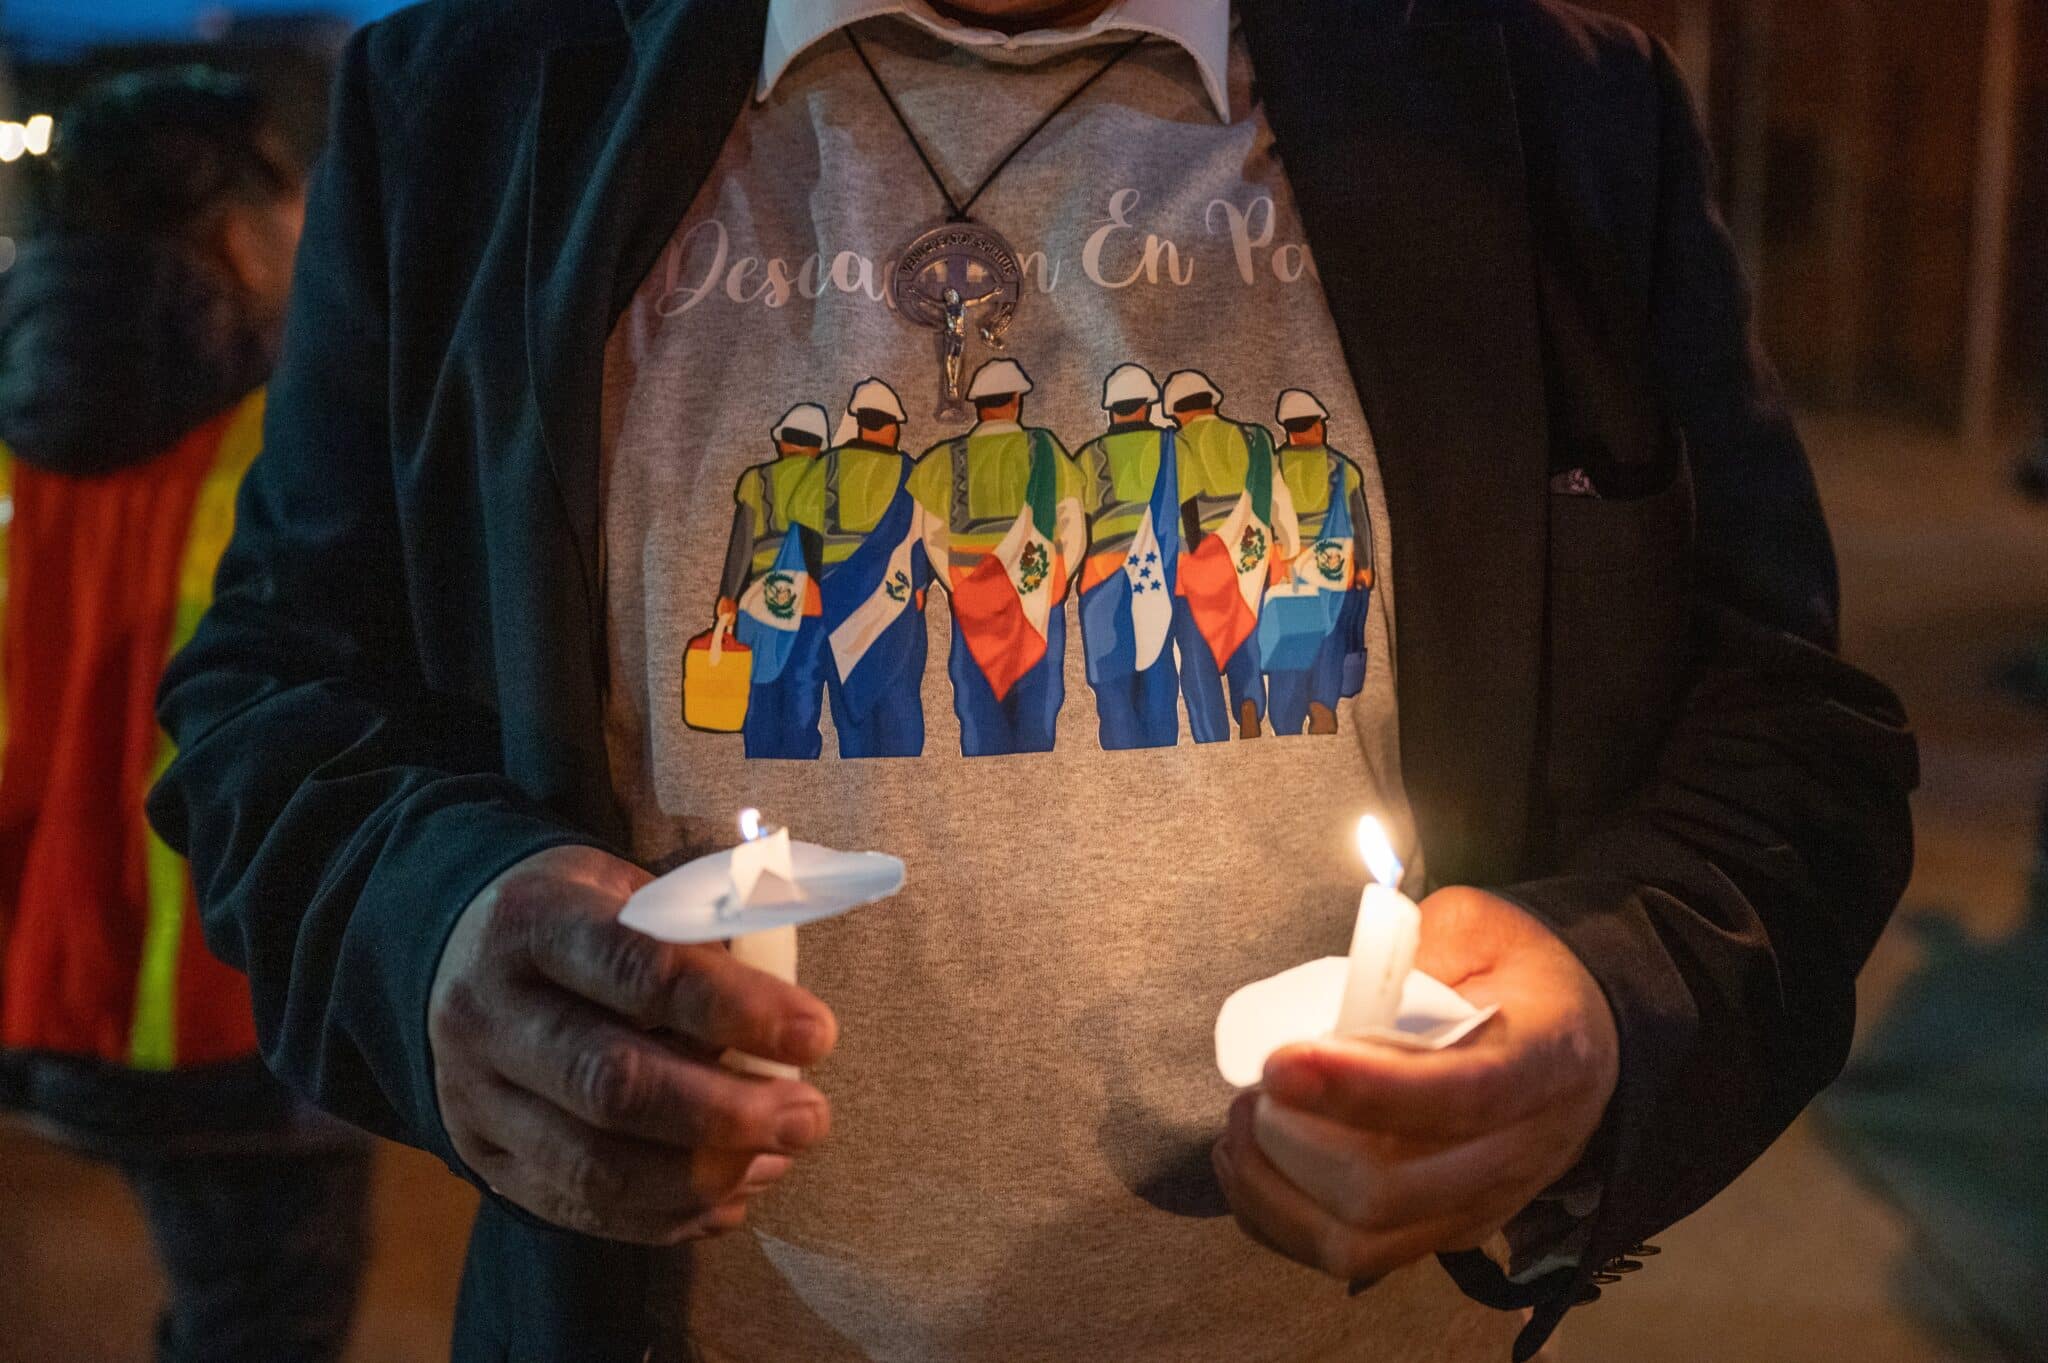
[2023,429,2048,502]
[2001,303,2048,704]
[0,68,370,1363]
[2021,312,2048,502]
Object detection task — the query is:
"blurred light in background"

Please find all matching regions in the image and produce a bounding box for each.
[2,0,409,55]
[0,115,53,162]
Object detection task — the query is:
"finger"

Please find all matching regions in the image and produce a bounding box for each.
[740,1153,793,1193]
[685,1157,796,1239]
[463,1077,761,1244]
[1261,1033,1550,1141]
[487,985,831,1152]
[1215,1098,1480,1283]
[523,913,836,1064]
[1252,1095,1550,1232]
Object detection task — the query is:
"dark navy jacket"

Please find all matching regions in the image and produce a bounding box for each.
[147,1,1919,1358]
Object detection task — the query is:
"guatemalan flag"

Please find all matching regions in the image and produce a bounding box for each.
[823,467,930,717]
[733,528,818,684]
[1081,428,1178,681]
[1257,457,1356,673]
[1175,424,1297,670]
[948,431,1067,702]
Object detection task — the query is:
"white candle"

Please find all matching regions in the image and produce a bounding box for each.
[1332,816,1420,1036]
[726,927,800,1079]
[725,809,801,1079]
[727,811,801,909]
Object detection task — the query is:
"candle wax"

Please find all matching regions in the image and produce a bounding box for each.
[725,827,801,1078]
[727,827,802,910]
[726,926,800,1080]
[1333,881,1420,1035]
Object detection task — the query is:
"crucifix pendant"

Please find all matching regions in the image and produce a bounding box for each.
[887,221,1024,421]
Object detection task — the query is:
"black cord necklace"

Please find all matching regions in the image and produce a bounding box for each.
[850,26,1144,223]
[849,26,1147,419]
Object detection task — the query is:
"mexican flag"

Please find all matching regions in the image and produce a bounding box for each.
[1176,429,1293,669]
[950,433,1062,702]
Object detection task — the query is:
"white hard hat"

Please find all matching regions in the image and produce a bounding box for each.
[1101,363,1160,410]
[832,410,859,446]
[1275,389,1329,425]
[1162,369,1221,413]
[967,358,1033,402]
[773,402,831,446]
[847,377,907,424]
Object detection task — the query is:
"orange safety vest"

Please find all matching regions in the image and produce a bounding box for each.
[0,392,265,1068]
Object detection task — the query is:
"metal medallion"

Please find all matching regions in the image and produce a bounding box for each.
[887,220,1024,421]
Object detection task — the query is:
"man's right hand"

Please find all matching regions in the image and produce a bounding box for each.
[428,845,837,1244]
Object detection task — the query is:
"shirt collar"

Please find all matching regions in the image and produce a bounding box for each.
[759,1,1231,122]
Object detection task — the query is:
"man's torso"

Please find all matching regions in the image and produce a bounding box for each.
[600,16,1508,1362]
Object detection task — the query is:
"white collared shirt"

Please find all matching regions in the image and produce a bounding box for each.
[760,0,1232,121]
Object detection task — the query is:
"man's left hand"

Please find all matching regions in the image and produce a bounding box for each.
[1212,886,1618,1286]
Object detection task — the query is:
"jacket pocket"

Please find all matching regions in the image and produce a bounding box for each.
[1542,452,1695,838]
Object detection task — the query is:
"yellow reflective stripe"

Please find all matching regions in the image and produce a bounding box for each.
[1,445,12,754]
[177,392,265,613]
[127,390,266,1068]
[129,739,186,1069]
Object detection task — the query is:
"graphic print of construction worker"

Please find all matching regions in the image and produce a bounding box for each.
[909,359,1086,756]
[1260,389,1372,735]
[710,402,832,758]
[1076,363,1182,750]
[805,378,934,757]
[1163,369,1300,743]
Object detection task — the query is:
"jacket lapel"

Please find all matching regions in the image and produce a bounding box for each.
[524,0,769,604]
[1244,0,1550,887]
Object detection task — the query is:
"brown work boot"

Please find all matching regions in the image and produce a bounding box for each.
[1238,699,1262,738]
[1308,702,1339,735]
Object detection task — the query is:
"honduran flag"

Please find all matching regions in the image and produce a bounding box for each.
[950,430,1065,702]
[1124,438,1178,672]
[1081,427,1179,682]
[1175,425,1297,669]
[734,527,819,684]
[823,469,929,718]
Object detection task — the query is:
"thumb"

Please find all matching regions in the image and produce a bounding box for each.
[1410,886,1516,988]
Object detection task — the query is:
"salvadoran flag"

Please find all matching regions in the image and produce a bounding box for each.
[823,470,928,717]
[949,431,1065,702]
[733,528,818,685]
[1176,424,1296,669]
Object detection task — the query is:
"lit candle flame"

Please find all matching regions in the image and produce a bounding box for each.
[1355,815,1403,887]
[738,807,762,843]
